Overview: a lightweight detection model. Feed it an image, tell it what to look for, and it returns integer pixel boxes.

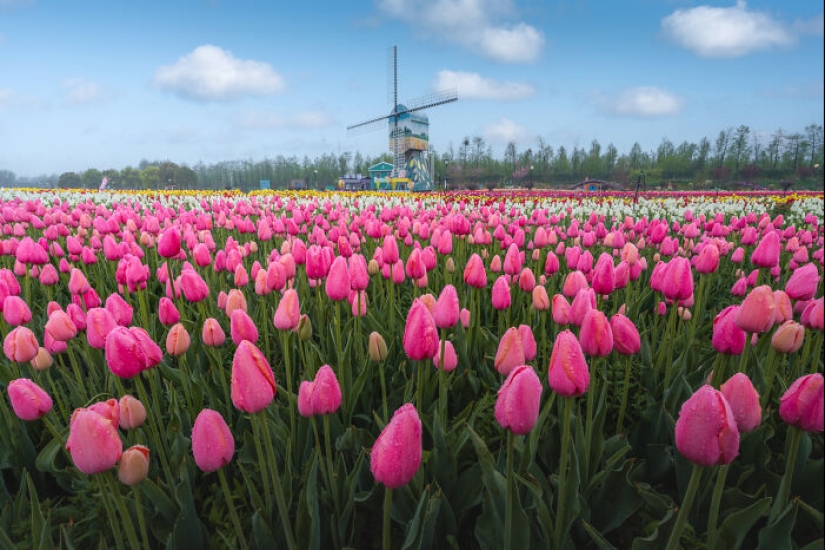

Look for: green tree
[81,168,102,189]
[141,166,161,189]
[158,162,179,188]
[0,169,15,187]
[58,172,82,188]
[120,166,142,189]
[178,166,197,189]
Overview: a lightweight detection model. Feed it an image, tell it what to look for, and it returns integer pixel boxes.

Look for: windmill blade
[347,114,393,135]
[387,45,397,107]
[402,88,458,113]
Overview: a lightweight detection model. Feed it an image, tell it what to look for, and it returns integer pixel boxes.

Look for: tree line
[2,123,822,191]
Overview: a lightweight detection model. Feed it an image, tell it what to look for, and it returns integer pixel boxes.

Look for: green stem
[133,485,151,550]
[438,329,448,429]
[251,416,273,515]
[258,413,297,550]
[616,354,633,434]
[279,331,296,442]
[324,415,342,528]
[218,468,250,550]
[379,359,388,422]
[664,463,704,550]
[760,348,781,408]
[505,430,515,550]
[554,396,574,549]
[383,486,393,550]
[769,426,803,524]
[707,464,729,550]
[105,471,140,550]
[98,476,126,550]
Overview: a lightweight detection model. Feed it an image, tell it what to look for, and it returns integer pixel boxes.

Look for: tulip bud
[166,322,192,356]
[779,374,824,432]
[119,394,147,430]
[547,330,590,397]
[192,409,235,472]
[118,445,150,485]
[720,373,761,432]
[296,314,313,341]
[370,403,422,488]
[771,320,805,353]
[369,331,388,362]
[30,347,54,371]
[7,378,53,420]
[674,385,739,466]
[445,257,455,273]
[495,365,542,434]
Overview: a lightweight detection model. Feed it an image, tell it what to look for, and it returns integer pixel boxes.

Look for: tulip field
[1,187,824,550]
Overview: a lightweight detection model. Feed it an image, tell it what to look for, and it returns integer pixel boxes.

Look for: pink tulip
[779,374,824,432]
[105,326,148,378]
[518,267,536,292]
[570,288,595,327]
[591,253,615,295]
[202,317,227,347]
[433,340,458,372]
[297,364,342,417]
[118,445,150,486]
[532,286,550,310]
[192,408,235,472]
[105,293,134,326]
[15,236,49,265]
[562,270,588,298]
[579,309,613,357]
[551,294,571,325]
[713,305,747,355]
[130,326,163,369]
[801,298,824,330]
[231,340,277,413]
[229,309,259,345]
[30,347,53,371]
[547,330,590,397]
[433,284,459,328]
[494,327,526,375]
[785,263,820,301]
[85,307,117,349]
[3,295,31,326]
[225,289,248,316]
[157,228,181,259]
[463,253,487,289]
[273,288,301,331]
[45,310,77,342]
[180,269,209,302]
[518,324,537,362]
[158,297,181,326]
[674,385,739,466]
[325,256,351,301]
[459,308,471,329]
[772,290,793,325]
[610,314,640,355]
[495,365,542,434]
[491,275,511,310]
[3,326,39,363]
[736,285,776,334]
[403,299,439,360]
[720,373,762,432]
[118,395,147,430]
[7,378,53,420]
[370,403,422,488]
[66,408,123,474]
[661,257,694,302]
[694,243,720,274]
[751,231,780,268]
[165,322,191,356]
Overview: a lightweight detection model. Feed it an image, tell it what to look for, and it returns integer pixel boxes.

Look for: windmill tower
[347,46,458,191]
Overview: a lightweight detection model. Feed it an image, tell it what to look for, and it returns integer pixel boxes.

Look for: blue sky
[0,0,822,178]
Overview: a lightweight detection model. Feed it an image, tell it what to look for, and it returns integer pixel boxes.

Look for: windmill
[347,46,458,191]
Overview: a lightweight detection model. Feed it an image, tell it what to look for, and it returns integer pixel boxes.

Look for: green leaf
[582,520,619,550]
[757,500,797,550]
[252,510,277,549]
[170,467,205,550]
[711,497,771,550]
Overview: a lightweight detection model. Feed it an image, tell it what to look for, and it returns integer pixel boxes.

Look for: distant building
[571,179,623,192]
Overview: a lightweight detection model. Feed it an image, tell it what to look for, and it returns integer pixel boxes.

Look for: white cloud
[482,117,532,145]
[661,1,795,58]
[433,70,534,100]
[62,78,102,106]
[597,87,684,118]
[792,14,824,36]
[233,110,334,130]
[376,0,543,63]
[151,45,285,101]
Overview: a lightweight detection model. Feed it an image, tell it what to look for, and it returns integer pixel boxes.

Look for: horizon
[1,0,823,179]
